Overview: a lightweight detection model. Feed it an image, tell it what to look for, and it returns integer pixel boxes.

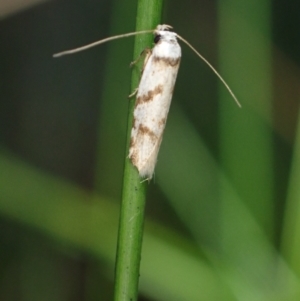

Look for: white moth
[54,24,241,181]
[128,25,181,179]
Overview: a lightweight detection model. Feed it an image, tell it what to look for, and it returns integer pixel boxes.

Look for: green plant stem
[113,1,163,300]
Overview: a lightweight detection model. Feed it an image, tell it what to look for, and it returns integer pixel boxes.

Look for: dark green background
[0,0,299,300]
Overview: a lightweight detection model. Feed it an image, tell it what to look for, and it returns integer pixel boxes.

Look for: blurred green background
[1,0,300,300]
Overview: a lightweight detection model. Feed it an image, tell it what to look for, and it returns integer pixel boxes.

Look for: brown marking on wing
[136,84,163,105]
[158,118,166,128]
[129,118,137,150]
[130,148,137,163]
[153,56,181,67]
[129,124,158,164]
[129,136,135,149]
[138,125,157,143]
[131,117,137,130]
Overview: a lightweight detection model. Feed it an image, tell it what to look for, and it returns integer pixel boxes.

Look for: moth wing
[129,47,180,179]
[129,122,164,179]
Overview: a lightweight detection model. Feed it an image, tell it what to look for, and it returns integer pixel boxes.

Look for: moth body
[128,26,181,180]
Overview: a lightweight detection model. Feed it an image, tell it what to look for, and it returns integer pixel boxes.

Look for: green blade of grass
[281,109,300,276]
[218,0,274,239]
[216,1,285,299]
[113,1,164,300]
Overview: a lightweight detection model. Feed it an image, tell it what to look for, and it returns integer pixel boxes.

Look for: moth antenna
[176,34,241,108]
[53,29,153,58]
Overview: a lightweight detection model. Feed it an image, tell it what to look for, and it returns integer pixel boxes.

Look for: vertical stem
[113,1,163,300]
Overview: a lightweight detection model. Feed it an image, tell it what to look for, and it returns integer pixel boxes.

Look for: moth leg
[130,48,151,68]
[128,88,138,98]
[128,48,152,98]
[140,177,151,184]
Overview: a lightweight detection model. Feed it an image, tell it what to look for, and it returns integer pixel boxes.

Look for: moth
[54,24,241,181]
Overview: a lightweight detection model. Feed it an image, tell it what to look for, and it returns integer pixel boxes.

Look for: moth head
[153,28,178,45]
